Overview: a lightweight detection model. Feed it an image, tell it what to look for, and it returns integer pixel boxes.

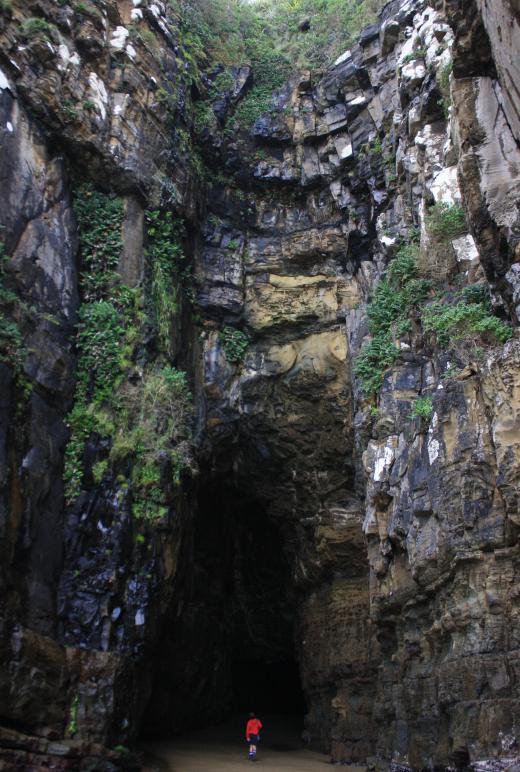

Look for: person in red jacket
[246,713,263,761]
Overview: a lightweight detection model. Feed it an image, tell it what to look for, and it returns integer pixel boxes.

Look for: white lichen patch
[401,60,427,83]
[0,67,11,91]
[334,135,353,160]
[430,165,461,204]
[452,234,479,262]
[373,441,397,482]
[113,93,129,117]
[427,438,440,465]
[126,43,137,60]
[58,44,80,71]
[334,50,351,67]
[110,26,129,50]
[6,122,13,133]
[130,8,143,20]
[88,72,109,120]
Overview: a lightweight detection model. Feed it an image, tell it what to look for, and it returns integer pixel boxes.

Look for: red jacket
[246,718,263,740]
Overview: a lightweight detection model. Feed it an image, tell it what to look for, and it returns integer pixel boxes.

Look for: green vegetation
[355,335,400,398]
[63,292,140,503]
[355,236,513,399]
[410,395,434,421]
[64,186,193,517]
[139,28,156,48]
[74,186,125,301]
[402,48,426,64]
[113,745,130,755]
[92,459,109,484]
[441,364,462,381]
[62,101,80,121]
[0,245,28,385]
[145,209,188,355]
[426,202,466,242]
[419,202,467,279]
[232,44,290,128]
[422,298,513,347]
[180,0,384,130]
[21,16,53,37]
[66,695,79,737]
[111,366,193,519]
[73,0,102,21]
[354,243,430,397]
[437,60,453,118]
[219,326,250,363]
[249,0,384,72]
[193,102,217,134]
[209,70,237,98]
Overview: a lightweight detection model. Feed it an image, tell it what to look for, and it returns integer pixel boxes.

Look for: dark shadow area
[140,479,306,739]
[232,659,306,715]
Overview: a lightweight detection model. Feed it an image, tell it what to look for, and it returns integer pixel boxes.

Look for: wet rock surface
[0,0,520,770]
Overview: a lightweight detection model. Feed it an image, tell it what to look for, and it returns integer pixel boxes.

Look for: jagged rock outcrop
[0,0,519,769]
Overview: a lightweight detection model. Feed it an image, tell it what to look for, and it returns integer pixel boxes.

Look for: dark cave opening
[231,658,306,715]
[141,480,307,739]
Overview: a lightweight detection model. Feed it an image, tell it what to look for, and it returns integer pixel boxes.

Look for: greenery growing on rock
[402,48,426,64]
[182,0,384,130]
[20,16,54,38]
[220,326,250,363]
[145,209,184,356]
[64,186,193,518]
[63,287,141,503]
[111,366,193,519]
[0,246,24,373]
[232,43,290,129]
[410,395,434,421]
[355,236,513,399]
[354,243,430,397]
[437,60,453,118]
[0,244,32,402]
[250,0,385,71]
[419,202,467,280]
[426,202,466,241]
[422,298,513,347]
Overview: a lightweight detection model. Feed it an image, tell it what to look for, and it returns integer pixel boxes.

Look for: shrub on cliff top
[182,0,385,129]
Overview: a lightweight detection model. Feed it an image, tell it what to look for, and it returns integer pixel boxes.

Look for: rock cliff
[0,0,519,769]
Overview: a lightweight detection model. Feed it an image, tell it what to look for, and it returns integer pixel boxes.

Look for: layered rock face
[0,0,520,769]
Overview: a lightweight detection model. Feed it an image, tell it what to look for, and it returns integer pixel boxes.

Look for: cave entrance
[231,658,306,715]
[142,479,307,739]
[196,480,307,719]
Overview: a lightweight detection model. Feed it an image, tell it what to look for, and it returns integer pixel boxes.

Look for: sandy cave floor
[142,714,367,771]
